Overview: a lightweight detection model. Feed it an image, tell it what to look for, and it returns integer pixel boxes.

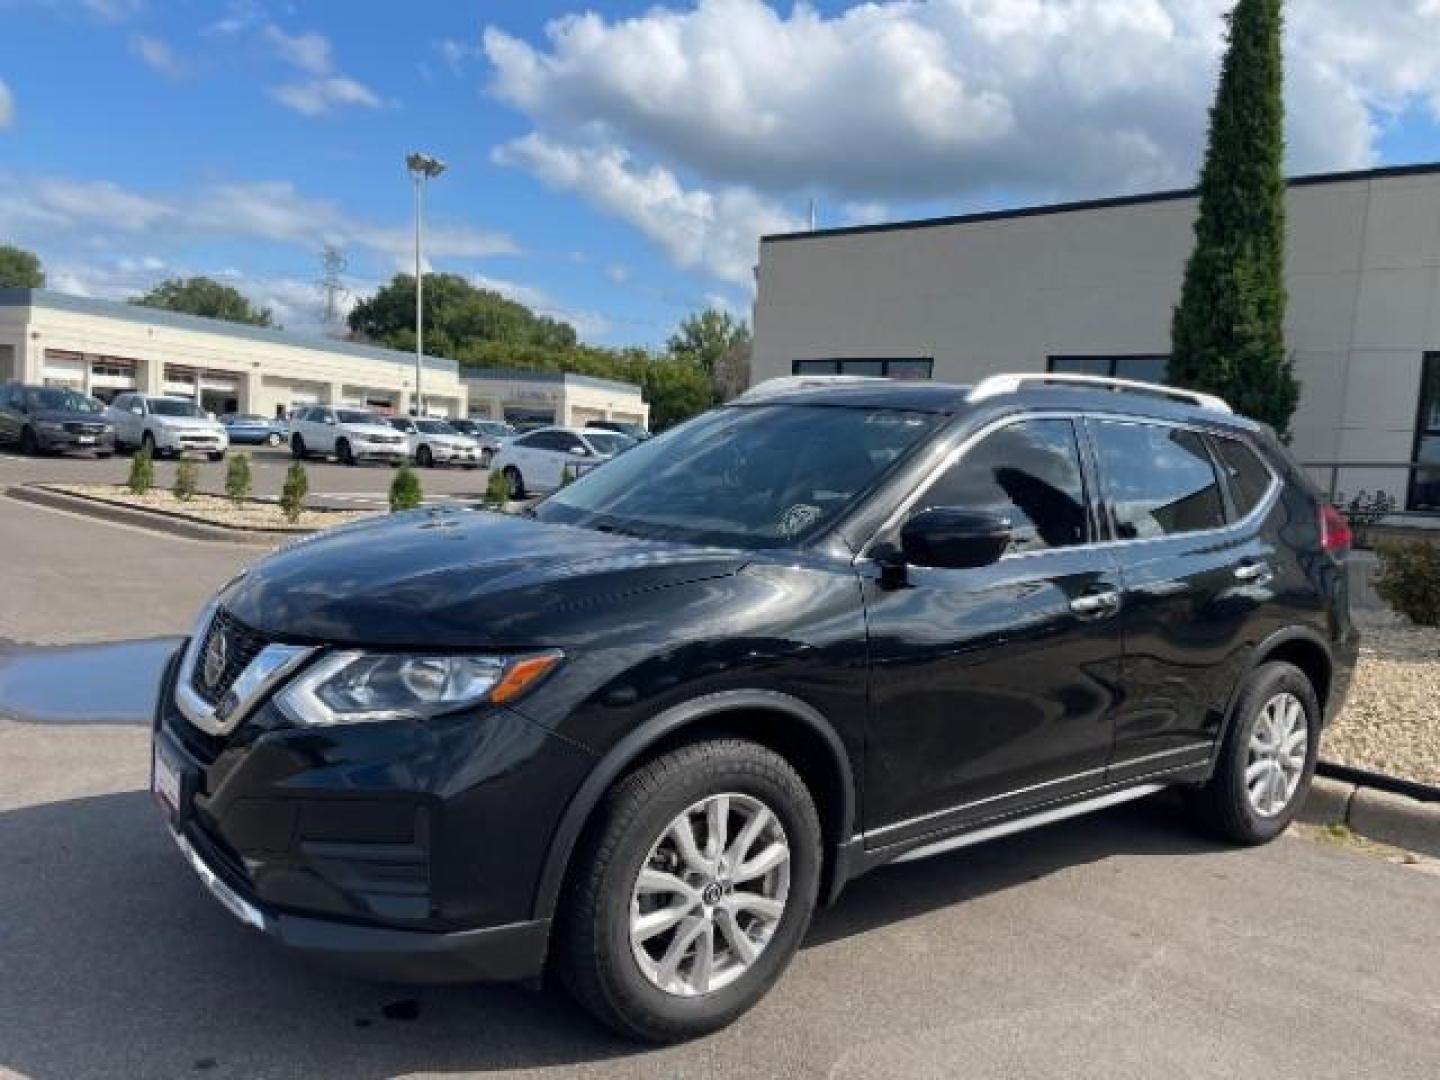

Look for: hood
[152,415,223,432]
[220,508,747,647]
[33,409,111,425]
[343,423,403,439]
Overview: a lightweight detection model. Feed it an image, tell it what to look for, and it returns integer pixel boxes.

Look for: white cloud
[129,34,185,79]
[437,37,483,72]
[485,0,1440,204]
[0,79,13,129]
[471,273,611,339]
[0,173,516,266]
[264,23,381,116]
[493,133,801,287]
[82,0,142,22]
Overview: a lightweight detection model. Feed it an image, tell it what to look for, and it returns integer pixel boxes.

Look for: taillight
[1320,503,1353,555]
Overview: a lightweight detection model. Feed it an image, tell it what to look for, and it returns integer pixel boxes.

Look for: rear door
[861,416,1126,845]
[1087,419,1276,784]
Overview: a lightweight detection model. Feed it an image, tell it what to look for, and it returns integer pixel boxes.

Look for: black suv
[151,374,1357,1042]
[0,382,115,457]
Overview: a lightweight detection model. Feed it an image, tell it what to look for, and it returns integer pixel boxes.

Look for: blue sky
[2,1,1438,348]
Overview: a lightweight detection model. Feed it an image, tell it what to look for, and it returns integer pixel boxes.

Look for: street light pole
[405,151,446,416]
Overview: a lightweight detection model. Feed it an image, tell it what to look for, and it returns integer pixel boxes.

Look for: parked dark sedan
[220,413,288,447]
[0,382,114,457]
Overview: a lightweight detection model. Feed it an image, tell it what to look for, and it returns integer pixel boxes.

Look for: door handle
[1234,560,1272,583]
[1070,589,1122,619]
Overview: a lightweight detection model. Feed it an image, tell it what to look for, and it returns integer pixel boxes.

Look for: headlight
[275,650,562,726]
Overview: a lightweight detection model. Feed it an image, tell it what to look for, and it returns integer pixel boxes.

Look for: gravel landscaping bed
[51,483,371,532]
[1325,609,1440,787]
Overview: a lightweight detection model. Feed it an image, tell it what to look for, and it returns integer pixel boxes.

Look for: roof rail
[966,373,1231,413]
[735,374,890,402]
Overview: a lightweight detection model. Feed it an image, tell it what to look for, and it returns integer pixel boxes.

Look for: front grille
[190,609,269,705]
[366,434,405,446]
[178,434,220,445]
[64,422,108,435]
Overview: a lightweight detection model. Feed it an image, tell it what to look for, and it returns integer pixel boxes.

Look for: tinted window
[1092,422,1225,539]
[535,404,940,548]
[336,409,381,425]
[514,431,551,449]
[922,419,1089,555]
[148,398,202,417]
[1209,435,1273,519]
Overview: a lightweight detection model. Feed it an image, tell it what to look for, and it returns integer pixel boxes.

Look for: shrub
[279,462,308,523]
[1373,539,1440,627]
[127,446,154,496]
[172,459,198,502]
[484,468,510,508]
[389,464,423,513]
[225,453,253,506]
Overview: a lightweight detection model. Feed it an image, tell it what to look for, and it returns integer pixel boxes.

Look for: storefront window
[1410,354,1440,512]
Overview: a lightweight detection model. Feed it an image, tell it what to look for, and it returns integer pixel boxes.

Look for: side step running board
[891,783,1166,864]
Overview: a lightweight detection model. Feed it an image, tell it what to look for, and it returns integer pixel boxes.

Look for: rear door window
[1090,421,1226,539]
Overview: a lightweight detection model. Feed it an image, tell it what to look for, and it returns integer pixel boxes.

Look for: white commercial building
[752,162,1440,518]
[463,368,649,429]
[0,288,469,418]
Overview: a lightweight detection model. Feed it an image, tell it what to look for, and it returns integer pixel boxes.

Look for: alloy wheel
[1245,691,1308,818]
[629,793,791,998]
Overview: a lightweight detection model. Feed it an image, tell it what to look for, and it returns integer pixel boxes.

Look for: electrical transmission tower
[318,245,350,337]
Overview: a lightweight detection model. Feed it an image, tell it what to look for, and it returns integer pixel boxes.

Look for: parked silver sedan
[387,417,483,468]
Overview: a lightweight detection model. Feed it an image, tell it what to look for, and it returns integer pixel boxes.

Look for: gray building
[751,162,1440,518]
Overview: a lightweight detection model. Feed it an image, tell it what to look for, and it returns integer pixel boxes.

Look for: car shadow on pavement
[0,784,1226,1078]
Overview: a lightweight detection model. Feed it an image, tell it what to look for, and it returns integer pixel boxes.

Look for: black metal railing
[1300,460,1439,516]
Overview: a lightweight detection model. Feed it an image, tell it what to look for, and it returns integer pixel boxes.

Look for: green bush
[172,459,198,502]
[389,464,423,513]
[1374,539,1440,627]
[279,462,308,523]
[127,446,154,496]
[225,453,253,506]
[484,468,510,508]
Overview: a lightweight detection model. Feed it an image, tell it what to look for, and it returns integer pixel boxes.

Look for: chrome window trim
[174,603,316,736]
[863,743,1211,841]
[854,409,1281,566]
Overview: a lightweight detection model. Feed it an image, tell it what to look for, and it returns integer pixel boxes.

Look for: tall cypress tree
[1169,0,1298,437]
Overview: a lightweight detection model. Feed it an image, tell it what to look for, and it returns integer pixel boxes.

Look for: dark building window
[1411,353,1440,512]
[1048,355,1169,384]
[791,358,933,380]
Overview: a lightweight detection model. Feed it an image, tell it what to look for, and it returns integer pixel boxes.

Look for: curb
[6,484,314,545]
[1299,774,1440,858]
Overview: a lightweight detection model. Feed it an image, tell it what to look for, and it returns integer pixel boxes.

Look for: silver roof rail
[735,375,890,402]
[967,373,1231,414]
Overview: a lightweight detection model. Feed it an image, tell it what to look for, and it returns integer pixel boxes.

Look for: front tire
[19,426,39,456]
[266,432,282,447]
[503,466,525,499]
[1185,661,1320,845]
[141,430,158,458]
[208,452,225,463]
[555,739,822,1044]
[337,438,355,467]
[417,445,435,468]
[291,435,308,460]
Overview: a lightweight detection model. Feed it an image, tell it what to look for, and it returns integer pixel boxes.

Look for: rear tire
[19,426,39,456]
[1184,661,1320,845]
[555,739,821,1044]
[417,445,434,468]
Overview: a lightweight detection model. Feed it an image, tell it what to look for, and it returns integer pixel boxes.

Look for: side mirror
[130,406,143,415]
[900,508,1012,570]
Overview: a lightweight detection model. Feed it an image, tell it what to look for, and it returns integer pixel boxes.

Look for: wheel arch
[531,689,858,923]
[1254,627,1334,721]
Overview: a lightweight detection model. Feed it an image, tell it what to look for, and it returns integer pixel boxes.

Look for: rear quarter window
[1208,434,1274,519]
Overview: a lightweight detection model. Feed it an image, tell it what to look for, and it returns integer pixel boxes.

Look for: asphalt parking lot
[0,444,492,511]
[2,488,1439,1079]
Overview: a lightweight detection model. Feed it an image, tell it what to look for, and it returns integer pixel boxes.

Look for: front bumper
[168,826,550,982]
[152,636,593,983]
[350,441,408,462]
[157,430,228,454]
[431,444,480,465]
[35,427,115,453]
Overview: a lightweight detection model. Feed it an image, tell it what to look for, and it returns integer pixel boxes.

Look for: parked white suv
[108,393,228,460]
[488,426,630,497]
[289,406,408,466]
[387,417,482,469]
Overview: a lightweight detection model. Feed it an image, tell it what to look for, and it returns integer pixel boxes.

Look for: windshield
[416,419,456,434]
[337,409,385,425]
[25,387,102,413]
[477,422,513,436]
[534,404,940,548]
[582,431,632,455]
[149,398,203,418]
